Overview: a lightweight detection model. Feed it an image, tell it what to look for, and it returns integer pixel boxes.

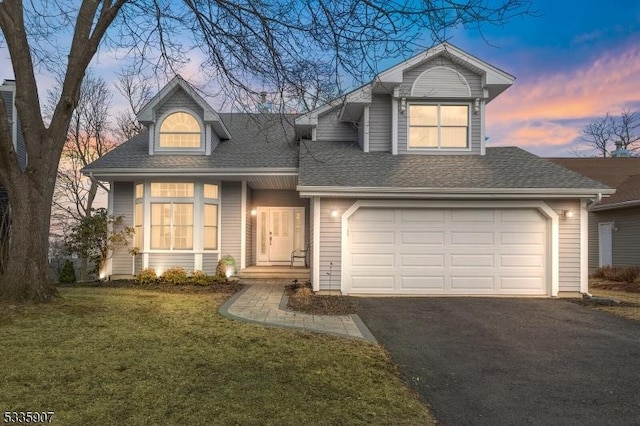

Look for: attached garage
[343,204,553,296]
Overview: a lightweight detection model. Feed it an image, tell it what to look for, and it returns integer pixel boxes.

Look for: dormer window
[158,112,202,148]
[409,104,469,149]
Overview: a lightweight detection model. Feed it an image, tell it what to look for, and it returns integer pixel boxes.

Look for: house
[549,156,640,272]
[84,42,614,297]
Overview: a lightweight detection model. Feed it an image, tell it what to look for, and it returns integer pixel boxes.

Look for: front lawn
[1,287,432,425]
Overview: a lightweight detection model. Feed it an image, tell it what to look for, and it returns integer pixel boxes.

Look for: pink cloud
[486,43,640,155]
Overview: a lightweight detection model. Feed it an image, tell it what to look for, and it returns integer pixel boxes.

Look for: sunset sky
[3,1,640,157]
[453,0,640,157]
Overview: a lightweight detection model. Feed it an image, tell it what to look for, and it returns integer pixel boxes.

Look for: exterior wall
[134,255,142,275]
[545,199,581,292]
[369,94,391,152]
[221,181,242,265]
[203,253,220,275]
[1,88,27,170]
[590,206,640,270]
[148,253,194,272]
[397,56,483,155]
[315,197,583,294]
[112,182,135,275]
[155,87,205,122]
[316,107,358,141]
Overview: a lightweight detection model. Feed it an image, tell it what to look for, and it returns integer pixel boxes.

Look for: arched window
[159,112,202,148]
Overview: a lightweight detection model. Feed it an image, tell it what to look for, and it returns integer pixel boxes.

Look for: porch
[240,265,310,280]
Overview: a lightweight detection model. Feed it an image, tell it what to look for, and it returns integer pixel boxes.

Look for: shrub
[592,265,640,283]
[211,274,228,285]
[136,268,157,285]
[215,254,236,278]
[190,270,211,286]
[59,259,77,284]
[161,267,189,285]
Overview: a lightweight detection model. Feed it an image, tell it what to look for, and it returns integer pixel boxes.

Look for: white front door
[599,222,613,267]
[257,207,305,265]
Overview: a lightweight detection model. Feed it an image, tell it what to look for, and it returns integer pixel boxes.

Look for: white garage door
[345,208,548,295]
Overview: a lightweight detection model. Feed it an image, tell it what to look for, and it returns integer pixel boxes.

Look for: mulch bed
[57,279,243,295]
[285,282,357,315]
[590,279,640,294]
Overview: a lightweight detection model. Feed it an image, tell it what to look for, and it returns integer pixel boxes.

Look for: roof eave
[591,199,640,211]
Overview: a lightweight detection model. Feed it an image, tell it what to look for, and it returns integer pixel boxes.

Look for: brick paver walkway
[219,280,376,342]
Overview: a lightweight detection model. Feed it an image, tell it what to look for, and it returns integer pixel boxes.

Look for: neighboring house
[84,42,614,297]
[549,156,640,272]
[0,79,28,265]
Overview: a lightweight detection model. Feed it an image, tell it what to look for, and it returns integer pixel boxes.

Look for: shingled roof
[84,113,299,173]
[298,141,611,192]
[549,157,640,208]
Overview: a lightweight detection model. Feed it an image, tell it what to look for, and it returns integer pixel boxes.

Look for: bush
[59,259,77,284]
[211,274,228,285]
[215,254,236,278]
[592,265,640,283]
[161,267,189,285]
[136,268,157,285]
[190,270,211,286]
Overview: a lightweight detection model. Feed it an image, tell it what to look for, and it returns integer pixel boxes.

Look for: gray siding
[112,182,134,275]
[369,95,391,152]
[148,253,194,272]
[318,198,356,291]
[590,206,640,270]
[397,56,483,155]
[203,253,220,275]
[546,200,581,292]
[156,87,204,122]
[1,89,26,170]
[221,181,242,265]
[134,255,142,275]
[316,107,358,141]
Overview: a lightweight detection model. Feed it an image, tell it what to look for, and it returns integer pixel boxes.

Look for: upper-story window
[159,112,202,148]
[409,104,469,149]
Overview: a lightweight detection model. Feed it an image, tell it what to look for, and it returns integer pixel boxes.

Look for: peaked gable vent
[411,66,471,98]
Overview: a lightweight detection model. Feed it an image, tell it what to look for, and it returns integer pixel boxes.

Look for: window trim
[154,109,205,153]
[407,102,471,151]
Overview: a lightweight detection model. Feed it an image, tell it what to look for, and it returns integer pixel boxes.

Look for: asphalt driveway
[355,298,640,425]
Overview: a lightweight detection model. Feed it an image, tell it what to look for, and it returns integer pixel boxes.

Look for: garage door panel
[346,207,548,296]
[401,254,444,267]
[451,231,494,245]
[400,209,445,222]
[451,254,494,267]
[451,276,495,290]
[351,230,394,245]
[351,208,394,223]
[451,209,495,223]
[351,254,394,267]
[500,254,544,267]
[400,276,445,289]
[401,231,445,245]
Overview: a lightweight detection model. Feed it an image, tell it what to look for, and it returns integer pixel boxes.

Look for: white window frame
[407,102,471,151]
[154,109,206,153]
[137,181,220,254]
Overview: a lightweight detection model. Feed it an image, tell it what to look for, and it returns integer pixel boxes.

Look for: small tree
[64,208,134,279]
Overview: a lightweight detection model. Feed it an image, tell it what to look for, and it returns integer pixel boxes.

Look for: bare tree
[114,72,154,142]
[578,113,614,157]
[46,73,117,281]
[612,109,640,151]
[0,0,533,302]
[576,110,640,157]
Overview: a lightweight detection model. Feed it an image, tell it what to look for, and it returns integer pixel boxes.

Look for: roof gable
[137,75,231,139]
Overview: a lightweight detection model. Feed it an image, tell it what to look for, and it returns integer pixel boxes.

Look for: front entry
[257,207,305,265]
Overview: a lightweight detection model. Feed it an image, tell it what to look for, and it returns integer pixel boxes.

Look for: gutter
[590,198,640,211]
[83,167,299,177]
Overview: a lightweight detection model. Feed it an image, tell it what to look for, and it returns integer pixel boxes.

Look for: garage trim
[340,200,559,296]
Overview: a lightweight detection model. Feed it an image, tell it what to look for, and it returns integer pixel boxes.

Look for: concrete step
[240,267,310,280]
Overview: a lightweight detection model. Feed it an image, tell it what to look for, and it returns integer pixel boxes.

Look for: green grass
[0,288,432,425]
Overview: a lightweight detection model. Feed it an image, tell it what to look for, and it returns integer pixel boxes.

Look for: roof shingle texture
[85,113,299,171]
[549,158,640,205]
[299,141,610,189]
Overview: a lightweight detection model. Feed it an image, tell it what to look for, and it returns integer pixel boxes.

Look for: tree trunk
[0,176,58,302]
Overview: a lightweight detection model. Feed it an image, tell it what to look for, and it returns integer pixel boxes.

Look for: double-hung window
[150,183,194,250]
[409,104,469,149]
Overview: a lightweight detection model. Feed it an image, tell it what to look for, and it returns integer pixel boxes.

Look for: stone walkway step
[219,280,377,342]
